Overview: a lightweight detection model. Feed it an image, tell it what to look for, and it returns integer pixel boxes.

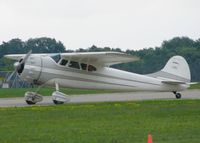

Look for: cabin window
[81,63,87,70]
[66,61,97,71]
[60,59,68,66]
[68,61,80,69]
[88,64,97,72]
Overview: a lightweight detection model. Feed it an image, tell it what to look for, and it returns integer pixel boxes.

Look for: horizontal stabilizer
[162,80,186,85]
[189,82,198,85]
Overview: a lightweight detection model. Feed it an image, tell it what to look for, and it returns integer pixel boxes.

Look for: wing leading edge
[60,52,139,66]
[4,53,50,60]
[5,52,139,66]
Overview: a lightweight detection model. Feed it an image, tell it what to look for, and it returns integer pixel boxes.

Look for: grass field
[0,100,200,143]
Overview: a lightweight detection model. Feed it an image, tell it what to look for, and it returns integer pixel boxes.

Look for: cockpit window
[60,59,68,66]
[68,61,80,69]
[51,54,61,63]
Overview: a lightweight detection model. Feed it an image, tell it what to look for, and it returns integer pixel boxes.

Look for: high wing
[4,53,50,61]
[60,52,139,66]
[5,52,139,66]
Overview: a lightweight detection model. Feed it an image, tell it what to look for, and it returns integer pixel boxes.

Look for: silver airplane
[5,51,191,105]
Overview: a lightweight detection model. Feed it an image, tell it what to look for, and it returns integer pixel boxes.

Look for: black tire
[175,93,181,99]
[53,100,64,105]
[26,100,36,105]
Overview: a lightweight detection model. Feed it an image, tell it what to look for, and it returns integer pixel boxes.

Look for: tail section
[161,56,191,82]
[148,56,191,83]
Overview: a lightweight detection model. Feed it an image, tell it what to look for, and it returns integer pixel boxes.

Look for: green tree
[25,37,65,53]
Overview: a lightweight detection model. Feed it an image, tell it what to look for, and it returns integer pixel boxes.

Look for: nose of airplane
[13,60,24,75]
[6,50,32,82]
[14,62,19,68]
[16,59,25,75]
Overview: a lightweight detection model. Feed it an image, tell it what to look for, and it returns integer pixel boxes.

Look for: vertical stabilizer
[161,56,191,82]
[148,56,191,83]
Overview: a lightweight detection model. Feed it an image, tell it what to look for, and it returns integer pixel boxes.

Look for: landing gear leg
[52,83,70,105]
[173,91,182,99]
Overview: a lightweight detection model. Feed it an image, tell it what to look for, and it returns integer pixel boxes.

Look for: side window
[88,65,97,72]
[68,61,80,69]
[81,63,87,70]
[60,59,68,66]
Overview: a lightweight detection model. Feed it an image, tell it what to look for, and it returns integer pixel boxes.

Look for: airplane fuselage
[19,55,188,92]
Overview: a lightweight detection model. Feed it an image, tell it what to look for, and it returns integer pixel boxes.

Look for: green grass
[0,88,116,98]
[0,77,4,80]
[0,100,200,143]
[189,82,200,89]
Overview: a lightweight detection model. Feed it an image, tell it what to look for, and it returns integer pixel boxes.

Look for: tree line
[0,37,199,81]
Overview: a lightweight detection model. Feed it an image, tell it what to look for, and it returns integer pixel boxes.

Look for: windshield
[51,54,61,63]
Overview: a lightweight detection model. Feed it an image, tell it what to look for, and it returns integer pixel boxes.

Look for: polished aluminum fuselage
[19,55,188,92]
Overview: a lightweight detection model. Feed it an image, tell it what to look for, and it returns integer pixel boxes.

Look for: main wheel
[53,100,64,105]
[175,93,181,99]
[26,100,36,105]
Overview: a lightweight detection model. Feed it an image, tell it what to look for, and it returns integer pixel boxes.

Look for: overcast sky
[0,0,200,50]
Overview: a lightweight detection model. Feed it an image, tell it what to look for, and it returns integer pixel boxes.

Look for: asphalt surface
[0,90,200,107]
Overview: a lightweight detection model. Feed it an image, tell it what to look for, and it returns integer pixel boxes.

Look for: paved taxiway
[0,90,200,107]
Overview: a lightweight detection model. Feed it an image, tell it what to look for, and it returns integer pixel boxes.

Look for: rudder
[161,56,191,82]
[147,56,191,83]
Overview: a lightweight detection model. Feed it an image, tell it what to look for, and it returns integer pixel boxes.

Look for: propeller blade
[20,50,32,64]
[6,70,16,82]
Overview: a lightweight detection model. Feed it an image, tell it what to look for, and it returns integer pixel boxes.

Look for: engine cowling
[19,55,43,85]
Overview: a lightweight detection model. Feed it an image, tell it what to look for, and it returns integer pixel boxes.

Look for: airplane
[5,51,191,105]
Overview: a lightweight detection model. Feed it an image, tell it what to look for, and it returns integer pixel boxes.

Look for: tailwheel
[175,93,182,99]
[173,91,182,99]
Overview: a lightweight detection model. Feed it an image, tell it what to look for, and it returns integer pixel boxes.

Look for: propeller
[6,50,32,82]
[19,50,32,65]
